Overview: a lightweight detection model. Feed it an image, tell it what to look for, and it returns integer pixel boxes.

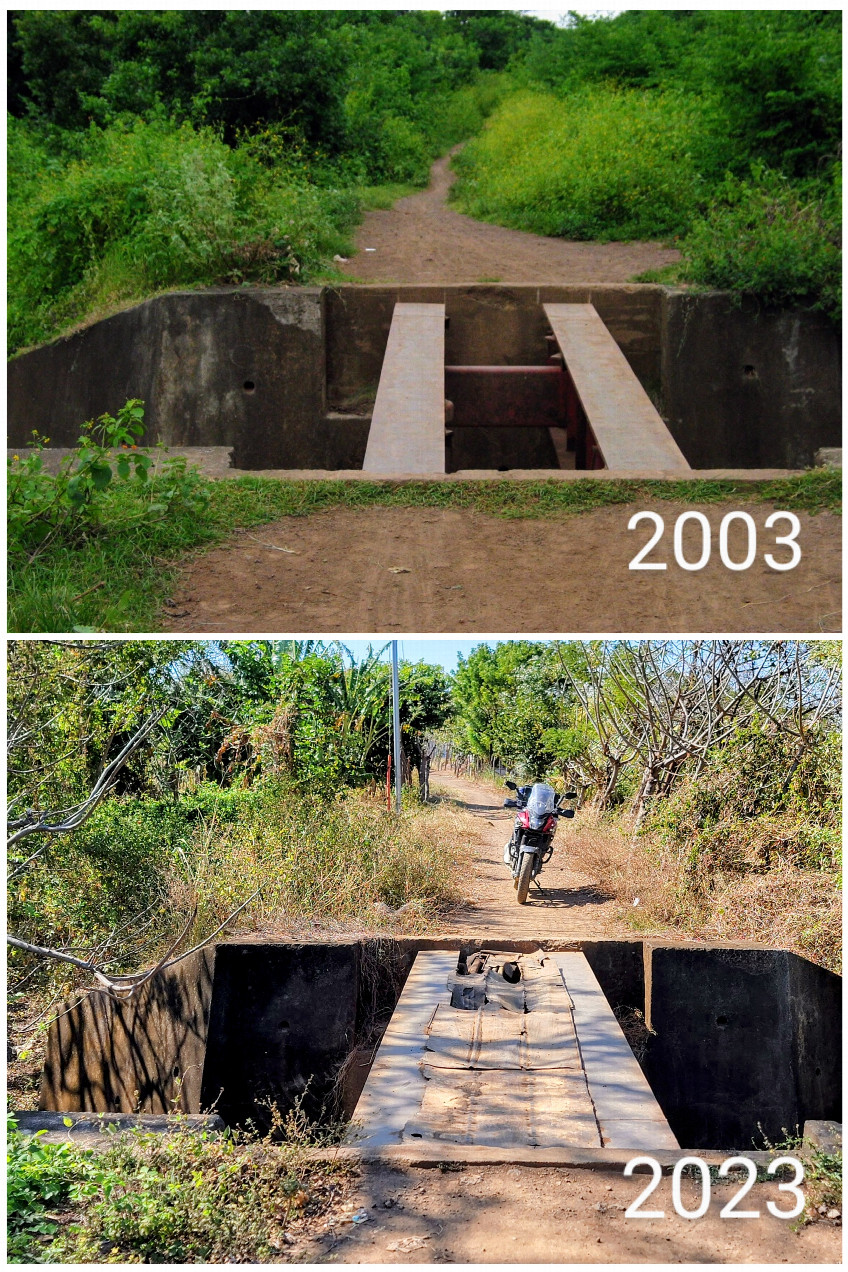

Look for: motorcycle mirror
[564,791,578,799]
[505,780,517,791]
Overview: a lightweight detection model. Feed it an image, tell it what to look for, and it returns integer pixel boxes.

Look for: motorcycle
[502,781,576,904]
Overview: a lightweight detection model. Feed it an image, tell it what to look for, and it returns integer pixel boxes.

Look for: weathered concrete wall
[661,292,842,468]
[8,284,839,471]
[38,938,841,1148]
[40,949,215,1114]
[8,289,328,468]
[642,944,842,1150]
[199,943,359,1128]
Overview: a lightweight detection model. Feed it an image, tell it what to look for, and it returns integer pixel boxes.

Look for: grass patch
[9,468,840,632]
[354,182,418,211]
[7,1109,356,1264]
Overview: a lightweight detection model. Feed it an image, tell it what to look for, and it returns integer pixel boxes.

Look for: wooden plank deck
[554,954,680,1149]
[362,303,446,474]
[544,302,690,472]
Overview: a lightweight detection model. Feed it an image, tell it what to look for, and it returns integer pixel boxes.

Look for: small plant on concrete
[8,399,209,564]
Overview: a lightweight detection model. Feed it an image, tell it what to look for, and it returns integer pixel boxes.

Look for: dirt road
[295,770,841,1265]
[298,1161,839,1264]
[430,769,624,941]
[162,503,841,634]
[351,152,681,284]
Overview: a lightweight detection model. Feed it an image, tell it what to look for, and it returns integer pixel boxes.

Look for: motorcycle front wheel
[516,851,535,904]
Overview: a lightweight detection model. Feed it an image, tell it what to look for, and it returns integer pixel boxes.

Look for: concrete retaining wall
[41,949,215,1114]
[39,938,840,1149]
[8,285,840,470]
[642,944,842,1149]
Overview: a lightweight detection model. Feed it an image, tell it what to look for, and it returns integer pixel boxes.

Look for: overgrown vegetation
[8,410,840,632]
[7,639,461,1000]
[8,10,840,353]
[7,11,528,353]
[446,640,841,971]
[7,1108,355,1264]
[452,10,841,317]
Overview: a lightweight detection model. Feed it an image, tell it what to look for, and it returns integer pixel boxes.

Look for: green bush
[7,1118,95,1261]
[8,1112,349,1264]
[451,86,705,240]
[8,117,358,354]
[681,164,841,318]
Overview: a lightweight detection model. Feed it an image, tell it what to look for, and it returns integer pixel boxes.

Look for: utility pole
[391,640,402,814]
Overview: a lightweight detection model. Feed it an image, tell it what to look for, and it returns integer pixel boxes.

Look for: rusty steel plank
[544,303,690,472]
[363,303,446,474]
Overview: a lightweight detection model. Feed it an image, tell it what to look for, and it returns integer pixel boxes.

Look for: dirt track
[431,769,623,941]
[289,771,841,1264]
[350,152,681,284]
[304,1161,839,1264]
[162,502,841,634]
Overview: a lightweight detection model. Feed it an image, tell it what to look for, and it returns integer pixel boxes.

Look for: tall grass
[8,117,359,354]
[453,84,841,317]
[563,807,841,974]
[8,779,474,1012]
[452,86,705,240]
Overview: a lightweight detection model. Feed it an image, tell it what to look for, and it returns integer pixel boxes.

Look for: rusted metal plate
[363,303,446,474]
[445,365,565,428]
[544,303,690,471]
[405,1067,601,1147]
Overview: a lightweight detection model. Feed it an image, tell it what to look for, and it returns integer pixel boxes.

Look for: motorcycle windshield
[526,783,556,816]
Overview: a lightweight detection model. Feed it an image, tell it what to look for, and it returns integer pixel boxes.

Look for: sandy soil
[162,502,841,634]
[350,153,681,285]
[294,1161,840,1264]
[430,769,623,941]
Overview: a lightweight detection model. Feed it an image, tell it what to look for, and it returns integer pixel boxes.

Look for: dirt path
[296,771,842,1265]
[430,769,624,941]
[350,152,681,284]
[162,503,841,634]
[300,1161,839,1264]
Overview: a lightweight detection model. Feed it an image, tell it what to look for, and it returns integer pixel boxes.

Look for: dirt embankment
[349,152,681,285]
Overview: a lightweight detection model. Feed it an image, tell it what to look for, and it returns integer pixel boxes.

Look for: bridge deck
[544,303,690,472]
[363,303,446,474]
[349,950,677,1151]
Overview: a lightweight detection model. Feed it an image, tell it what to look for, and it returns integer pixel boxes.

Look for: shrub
[8,400,209,561]
[451,86,705,241]
[681,164,841,318]
[7,1118,95,1261]
[8,117,358,353]
[7,1112,353,1264]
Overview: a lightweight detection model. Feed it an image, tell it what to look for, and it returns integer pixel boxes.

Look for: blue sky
[334,638,488,674]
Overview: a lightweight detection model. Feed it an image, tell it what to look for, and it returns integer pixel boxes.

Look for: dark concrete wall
[40,949,215,1114]
[8,289,328,469]
[661,292,842,468]
[199,943,359,1128]
[38,938,841,1149]
[642,944,842,1150]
